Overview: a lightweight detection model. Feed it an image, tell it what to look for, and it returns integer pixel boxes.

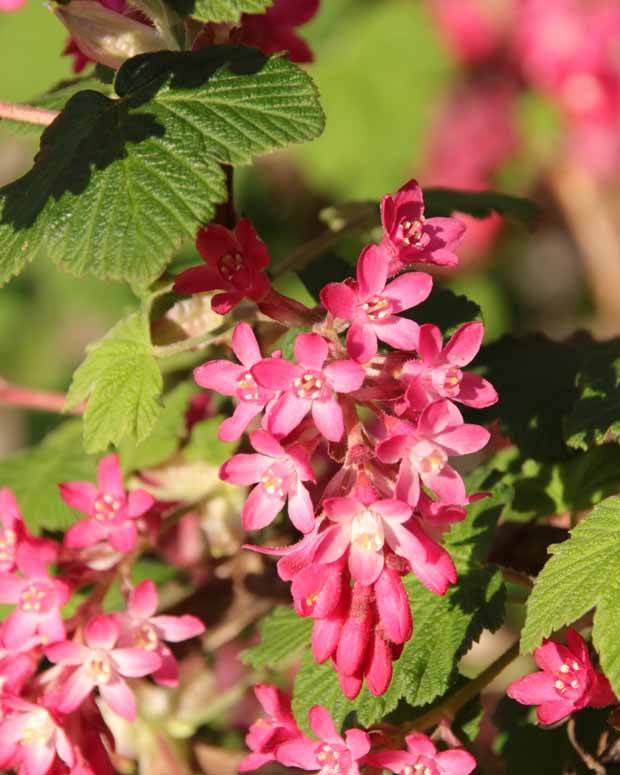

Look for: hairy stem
[0,101,59,126]
[0,380,83,415]
[409,641,520,733]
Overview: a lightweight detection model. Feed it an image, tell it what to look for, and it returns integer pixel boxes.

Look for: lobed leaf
[241,606,312,669]
[66,312,163,453]
[0,46,324,287]
[186,0,272,23]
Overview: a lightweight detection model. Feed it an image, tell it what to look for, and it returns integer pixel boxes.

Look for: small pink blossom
[507,629,616,725]
[220,430,316,533]
[60,454,154,554]
[277,705,370,775]
[320,245,432,363]
[194,322,278,442]
[45,614,161,721]
[239,684,303,772]
[116,581,204,687]
[174,220,270,314]
[253,333,365,442]
[0,0,27,11]
[398,322,498,412]
[0,697,75,775]
[240,0,320,64]
[380,180,466,272]
[318,494,456,594]
[0,544,69,650]
[377,399,490,508]
[0,488,29,573]
[365,731,476,775]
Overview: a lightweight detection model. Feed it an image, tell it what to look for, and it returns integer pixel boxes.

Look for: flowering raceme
[183,178,497,698]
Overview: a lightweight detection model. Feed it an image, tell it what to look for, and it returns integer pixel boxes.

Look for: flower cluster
[188,179,497,698]
[240,685,477,775]
[0,457,204,775]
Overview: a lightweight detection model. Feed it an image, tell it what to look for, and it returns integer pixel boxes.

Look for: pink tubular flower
[240,0,320,63]
[398,322,498,412]
[194,322,278,442]
[173,220,270,314]
[253,333,365,442]
[239,684,303,772]
[60,454,155,554]
[45,614,162,721]
[0,697,75,775]
[380,180,466,272]
[320,245,433,363]
[377,399,490,508]
[277,705,370,775]
[318,495,456,594]
[365,731,476,775]
[116,581,204,687]
[0,544,69,650]
[507,629,616,726]
[220,430,316,533]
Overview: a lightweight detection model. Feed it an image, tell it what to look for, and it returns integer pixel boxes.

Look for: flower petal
[324,360,365,393]
[418,324,443,363]
[231,322,262,367]
[242,485,285,531]
[85,615,119,650]
[383,272,433,312]
[376,317,420,353]
[346,320,378,363]
[126,489,154,518]
[220,402,262,442]
[97,455,124,497]
[220,453,272,486]
[320,282,357,320]
[58,482,98,518]
[151,614,205,642]
[252,358,298,391]
[100,677,136,721]
[358,244,389,299]
[294,333,329,370]
[312,398,344,442]
[128,580,158,620]
[193,361,243,394]
[108,522,138,554]
[506,671,558,705]
[309,705,341,744]
[111,647,162,677]
[444,322,484,367]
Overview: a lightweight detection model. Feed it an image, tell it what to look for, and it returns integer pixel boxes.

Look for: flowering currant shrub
[2,1,620,774]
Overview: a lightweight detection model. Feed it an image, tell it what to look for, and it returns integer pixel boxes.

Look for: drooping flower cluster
[240,686,477,775]
[0,458,205,775]
[188,179,497,698]
[507,629,616,725]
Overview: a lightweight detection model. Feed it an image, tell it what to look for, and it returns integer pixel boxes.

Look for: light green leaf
[184,415,239,465]
[521,496,620,697]
[188,0,272,23]
[293,486,509,730]
[120,381,197,471]
[0,46,324,287]
[0,420,98,533]
[241,606,312,669]
[66,312,163,453]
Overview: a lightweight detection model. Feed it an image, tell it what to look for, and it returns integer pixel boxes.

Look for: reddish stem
[0,101,59,126]
[0,381,83,415]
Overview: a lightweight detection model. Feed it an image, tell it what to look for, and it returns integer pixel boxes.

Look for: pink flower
[507,629,616,725]
[291,559,346,620]
[0,544,70,650]
[0,488,28,573]
[398,322,498,412]
[116,581,204,687]
[240,0,320,63]
[60,454,154,554]
[380,180,466,272]
[0,0,27,11]
[429,0,511,64]
[366,731,476,775]
[374,559,412,645]
[320,245,432,363]
[194,322,278,442]
[0,697,75,775]
[318,494,456,594]
[220,430,316,533]
[377,399,490,508]
[45,614,162,721]
[253,333,365,442]
[277,705,370,775]
[239,685,303,772]
[174,220,270,314]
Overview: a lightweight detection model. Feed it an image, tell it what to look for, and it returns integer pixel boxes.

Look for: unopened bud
[52,0,166,71]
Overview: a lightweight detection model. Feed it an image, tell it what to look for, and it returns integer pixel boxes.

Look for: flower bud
[53,0,166,71]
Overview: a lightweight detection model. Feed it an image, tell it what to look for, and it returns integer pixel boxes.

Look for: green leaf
[66,312,163,453]
[476,333,591,460]
[184,415,239,465]
[120,381,197,471]
[273,326,309,361]
[423,188,540,227]
[292,486,509,730]
[521,496,620,697]
[564,339,620,451]
[405,285,481,338]
[0,420,98,533]
[0,46,324,287]
[187,0,272,23]
[241,606,312,669]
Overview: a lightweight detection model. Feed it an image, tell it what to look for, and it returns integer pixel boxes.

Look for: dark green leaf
[0,420,98,533]
[0,46,324,287]
[423,188,540,227]
[405,285,481,338]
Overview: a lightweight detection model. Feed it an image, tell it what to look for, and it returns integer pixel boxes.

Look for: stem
[500,567,534,591]
[0,381,82,415]
[0,101,59,126]
[408,641,520,733]
[567,717,606,775]
[151,325,228,358]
